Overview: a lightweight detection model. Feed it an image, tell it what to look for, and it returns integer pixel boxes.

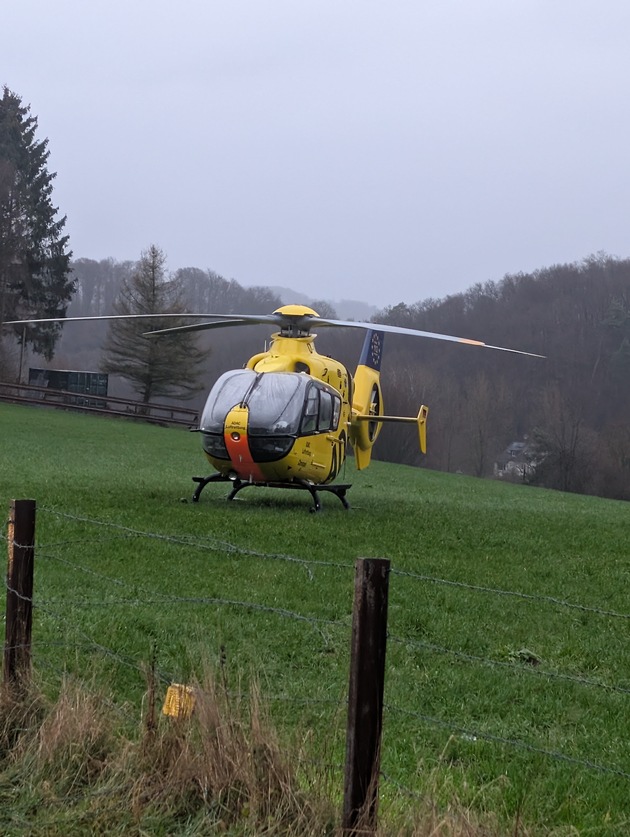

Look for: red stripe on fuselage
[223,410,266,482]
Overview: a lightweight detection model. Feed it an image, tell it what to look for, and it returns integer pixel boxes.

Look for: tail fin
[349,330,385,470]
[349,330,430,469]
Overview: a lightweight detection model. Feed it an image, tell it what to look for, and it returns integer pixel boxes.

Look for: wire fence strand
[3,504,630,791]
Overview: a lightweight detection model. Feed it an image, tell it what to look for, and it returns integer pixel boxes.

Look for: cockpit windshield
[201,370,310,436]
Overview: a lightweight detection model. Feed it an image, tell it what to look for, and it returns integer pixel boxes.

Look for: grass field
[1,401,629,834]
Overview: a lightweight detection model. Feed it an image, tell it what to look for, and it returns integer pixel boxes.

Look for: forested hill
[54,259,287,401]
[66,259,283,320]
[373,252,630,500]
[55,253,630,501]
[57,257,371,384]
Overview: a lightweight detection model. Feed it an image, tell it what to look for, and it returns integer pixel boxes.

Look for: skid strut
[192,474,351,512]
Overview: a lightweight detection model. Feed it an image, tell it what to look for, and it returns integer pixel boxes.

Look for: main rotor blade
[2,310,544,357]
[0,313,260,327]
[309,317,546,358]
[142,314,284,337]
[143,317,268,336]
[142,312,544,356]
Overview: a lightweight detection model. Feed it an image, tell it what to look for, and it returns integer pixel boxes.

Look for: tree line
[28,249,630,501]
[58,251,287,405]
[2,86,629,500]
[372,253,630,500]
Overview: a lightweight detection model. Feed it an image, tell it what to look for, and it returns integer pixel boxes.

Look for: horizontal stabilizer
[353,404,429,453]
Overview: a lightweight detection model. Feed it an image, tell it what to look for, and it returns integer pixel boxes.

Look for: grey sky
[5,1,630,309]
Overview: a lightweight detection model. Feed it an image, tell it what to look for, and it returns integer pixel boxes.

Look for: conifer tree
[102,245,205,405]
[0,87,74,359]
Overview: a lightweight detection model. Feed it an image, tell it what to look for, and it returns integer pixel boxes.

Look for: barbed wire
[5,579,349,645]
[20,550,350,639]
[388,634,630,696]
[10,562,629,700]
[22,599,630,789]
[28,627,347,713]
[4,505,630,791]
[38,506,356,577]
[33,656,140,725]
[27,549,154,593]
[380,770,425,800]
[6,555,629,723]
[7,516,628,624]
[8,539,629,704]
[7,525,630,703]
[391,566,630,620]
[386,704,630,781]
[39,607,177,688]
[25,600,630,789]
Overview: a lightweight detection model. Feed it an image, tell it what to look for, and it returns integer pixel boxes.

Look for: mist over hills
[267,286,378,321]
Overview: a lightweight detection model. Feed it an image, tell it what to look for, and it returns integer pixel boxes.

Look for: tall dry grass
[0,672,531,836]
[0,670,337,835]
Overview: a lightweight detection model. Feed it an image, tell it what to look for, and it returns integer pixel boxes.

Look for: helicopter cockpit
[200,369,342,462]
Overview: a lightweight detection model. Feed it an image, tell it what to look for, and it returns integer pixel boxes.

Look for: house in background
[494,439,538,481]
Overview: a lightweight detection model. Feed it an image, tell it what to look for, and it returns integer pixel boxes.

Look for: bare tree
[528,385,599,494]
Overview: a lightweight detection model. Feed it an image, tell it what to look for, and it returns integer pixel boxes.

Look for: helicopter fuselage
[199,332,353,485]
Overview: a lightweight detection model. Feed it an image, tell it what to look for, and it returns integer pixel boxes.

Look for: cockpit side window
[318,390,342,431]
[301,386,319,434]
[319,390,333,430]
[300,383,342,435]
[331,394,341,429]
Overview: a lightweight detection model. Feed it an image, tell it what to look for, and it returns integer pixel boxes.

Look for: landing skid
[192,474,351,512]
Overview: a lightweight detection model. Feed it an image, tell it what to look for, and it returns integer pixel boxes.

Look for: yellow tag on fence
[162,684,195,719]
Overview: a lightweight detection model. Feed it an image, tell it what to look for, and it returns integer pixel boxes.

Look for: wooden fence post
[342,557,390,834]
[4,499,36,688]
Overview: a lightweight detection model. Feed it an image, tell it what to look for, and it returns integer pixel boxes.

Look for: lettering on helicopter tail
[223,406,266,482]
[358,330,384,371]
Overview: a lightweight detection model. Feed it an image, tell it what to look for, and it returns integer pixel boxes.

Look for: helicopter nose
[223,406,266,482]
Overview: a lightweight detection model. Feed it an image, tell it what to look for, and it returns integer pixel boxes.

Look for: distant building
[28,368,108,407]
[494,439,538,481]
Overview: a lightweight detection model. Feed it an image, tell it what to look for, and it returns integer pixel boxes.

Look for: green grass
[1,402,630,834]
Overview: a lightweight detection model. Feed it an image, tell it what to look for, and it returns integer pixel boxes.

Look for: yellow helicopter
[140,304,542,510]
[4,305,542,511]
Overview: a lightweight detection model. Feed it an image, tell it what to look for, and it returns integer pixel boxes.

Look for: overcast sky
[5,1,630,309]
